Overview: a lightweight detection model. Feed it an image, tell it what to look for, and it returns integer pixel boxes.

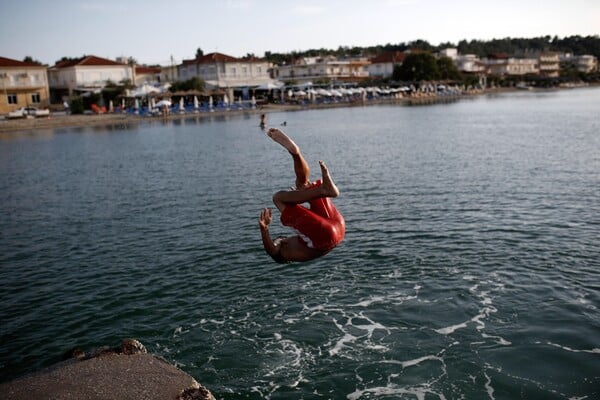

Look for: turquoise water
[1,88,599,399]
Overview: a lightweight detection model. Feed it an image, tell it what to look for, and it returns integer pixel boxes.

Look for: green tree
[169,76,205,92]
[196,48,204,58]
[23,56,43,65]
[436,56,461,80]
[70,96,84,114]
[393,52,440,81]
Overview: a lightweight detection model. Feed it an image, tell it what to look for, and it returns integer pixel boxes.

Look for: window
[8,94,17,104]
[31,93,41,103]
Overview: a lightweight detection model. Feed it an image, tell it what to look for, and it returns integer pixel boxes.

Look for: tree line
[263,35,600,64]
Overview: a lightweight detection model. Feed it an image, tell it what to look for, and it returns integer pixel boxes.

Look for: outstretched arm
[259,208,279,259]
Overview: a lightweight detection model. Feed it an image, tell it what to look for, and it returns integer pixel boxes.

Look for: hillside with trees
[264,35,600,63]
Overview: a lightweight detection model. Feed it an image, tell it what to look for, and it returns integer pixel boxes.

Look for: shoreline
[0,85,593,135]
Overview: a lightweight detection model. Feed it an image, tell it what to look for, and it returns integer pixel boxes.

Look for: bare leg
[273,161,339,211]
[268,128,310,189]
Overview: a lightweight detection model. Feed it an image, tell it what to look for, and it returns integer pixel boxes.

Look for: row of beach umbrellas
[124,94,258,113]
[289,86,412,97]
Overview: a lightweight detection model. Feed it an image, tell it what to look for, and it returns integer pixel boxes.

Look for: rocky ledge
[0,339,214,400]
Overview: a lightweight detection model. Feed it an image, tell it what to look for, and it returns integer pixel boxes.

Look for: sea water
[0,88,599,399]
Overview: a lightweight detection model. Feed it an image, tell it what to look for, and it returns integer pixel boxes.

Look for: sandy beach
[0,93,482,135]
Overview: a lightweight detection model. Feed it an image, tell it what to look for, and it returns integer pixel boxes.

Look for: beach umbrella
[134,98,139,113]
[256,82,283,90]
[109,100,114,113]
[223,94,229,105]
[121,98,125,111]
[209,96,213,108]
[155,99,171,108]
[193,96,199,110]
[251,95,256,108]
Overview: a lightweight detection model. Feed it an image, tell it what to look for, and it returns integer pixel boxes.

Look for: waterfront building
[0,56,50,114]
[273,56,370,85]
[483,53,539,76]
[561,53,598,73]
[538,52,560,78]
[366,51,405,79]
[134,66,162,86]
[455,54,486,75]
[178,52,275,99]
[48,55,134,102]
[160,64,178,84]
[438,48,458,60]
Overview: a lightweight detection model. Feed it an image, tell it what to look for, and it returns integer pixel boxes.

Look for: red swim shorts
[280,180,346,251]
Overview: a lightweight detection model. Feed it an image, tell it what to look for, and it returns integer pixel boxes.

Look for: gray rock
[0,340,214,400]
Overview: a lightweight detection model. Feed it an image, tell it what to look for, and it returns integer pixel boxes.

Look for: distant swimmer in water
[260,114,266,129]
[259,128,345,263]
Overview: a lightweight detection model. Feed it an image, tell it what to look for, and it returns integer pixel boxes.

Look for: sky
[1,0,598,66]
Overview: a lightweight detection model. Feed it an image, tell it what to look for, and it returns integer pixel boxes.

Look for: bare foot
[319,160,339,198]
[267,128,300,155]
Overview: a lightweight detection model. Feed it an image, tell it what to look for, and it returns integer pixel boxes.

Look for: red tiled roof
[0,56,44,67]
[135,66,161,74]
[370,51,406,64]
[488,53,510,60]
[53,55,126,68]
[241,55,264,62]
[182,52,240,65]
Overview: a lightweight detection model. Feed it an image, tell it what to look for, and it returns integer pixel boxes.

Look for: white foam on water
[402,355,444,369]
[351,290,418,308]
[483,369,495,400]
[383,270,403,279]
[329,331,357,356]
[352,295,386,308]
[435,321,469,335]
[327,310,395,356]
[546,341,600,354]
[481,333,512,346]
[347,384,448,400]
[172,326,189,337]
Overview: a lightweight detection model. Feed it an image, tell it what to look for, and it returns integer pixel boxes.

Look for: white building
[134,66,162,86]
[455,54,486,74]
[48,55,134,100]
[438,48,458,60]
[178,52,274,90]
[483,54,539,76]
[538,52,560,78]
[561,53,598,73]
[273,56,370,84]
[366,51,405,79]
[1,56,50,114]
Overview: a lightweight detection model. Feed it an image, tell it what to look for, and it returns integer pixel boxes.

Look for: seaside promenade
[3,84,594,135]
[0,88,489,134]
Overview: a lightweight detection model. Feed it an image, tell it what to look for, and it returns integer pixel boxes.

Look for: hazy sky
[2,0,598,66]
